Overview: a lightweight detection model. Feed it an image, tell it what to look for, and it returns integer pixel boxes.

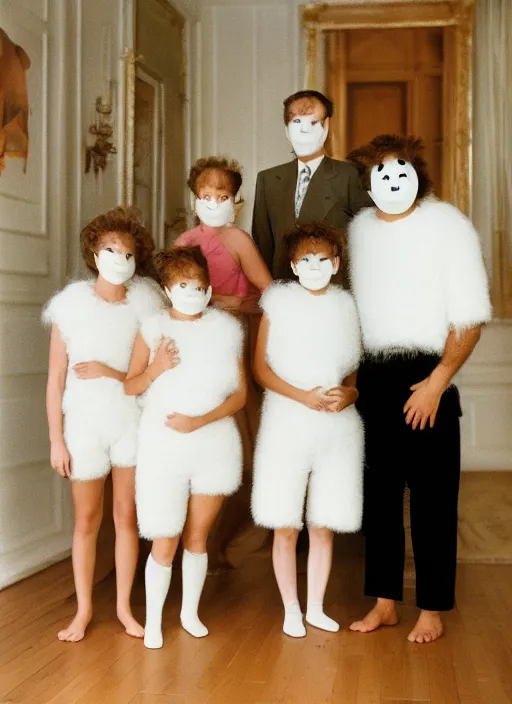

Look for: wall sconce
[85,27,116,175]
[85,95,117,175]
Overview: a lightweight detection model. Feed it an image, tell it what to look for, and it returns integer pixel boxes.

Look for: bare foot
[349,599,399,633]
[407,610,443,644]
[57,610,92,642]
[117,607,145,639]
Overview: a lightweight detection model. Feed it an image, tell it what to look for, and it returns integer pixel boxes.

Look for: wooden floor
[1,536,512,704]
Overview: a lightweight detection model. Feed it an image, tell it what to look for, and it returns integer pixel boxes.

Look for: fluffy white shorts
[64,408,139,482]
[251,394,364,533]
[136,412,242,539]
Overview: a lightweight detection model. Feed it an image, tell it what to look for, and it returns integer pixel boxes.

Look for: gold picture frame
[301,0,474,215]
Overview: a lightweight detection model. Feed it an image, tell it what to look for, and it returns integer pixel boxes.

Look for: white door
[0,0,72,588]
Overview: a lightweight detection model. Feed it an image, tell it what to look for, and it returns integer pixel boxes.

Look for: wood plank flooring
[0,534,511,704]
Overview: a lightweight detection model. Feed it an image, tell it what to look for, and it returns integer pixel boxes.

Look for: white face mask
[165,281,212,316]
[369,158,419,214]
[291,253,337,291]
[94,249,136,285]
[195,197,234,228]
[286,116,329,158]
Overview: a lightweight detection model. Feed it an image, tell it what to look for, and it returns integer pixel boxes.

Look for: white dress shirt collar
[297,154,325,178]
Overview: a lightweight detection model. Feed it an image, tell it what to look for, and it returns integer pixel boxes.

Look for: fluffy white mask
[165,281,212,316]
[291,253,337,291]
[369,158,419,214]
[94,249,136,285]
[195,197,234,228]
[286,116,329,158]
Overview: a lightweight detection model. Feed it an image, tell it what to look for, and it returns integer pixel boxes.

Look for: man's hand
[404,376,445,430]
[165,413,202,433]
[73,361,110,379]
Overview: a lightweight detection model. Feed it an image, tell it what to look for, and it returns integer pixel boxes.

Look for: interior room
[0,0,511,702]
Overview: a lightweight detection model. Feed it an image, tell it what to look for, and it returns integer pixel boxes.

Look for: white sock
[283,602,306,638]
[180,550,208,638]
[306,602,340,632]
[144,554,172,649]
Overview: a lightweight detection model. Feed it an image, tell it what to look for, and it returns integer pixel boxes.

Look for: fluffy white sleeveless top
[349,197,492,356]
[140,307,243,417]
[261,282,361,390]
[42,277,164,413]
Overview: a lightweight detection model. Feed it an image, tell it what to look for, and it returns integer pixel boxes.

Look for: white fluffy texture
[42,277,165,480]
[349,197,492,356]
[136,308,243,539]
[252,283,364,533]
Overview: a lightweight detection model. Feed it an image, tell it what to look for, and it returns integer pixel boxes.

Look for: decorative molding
[121,48,141,205]
[301,0,474,214]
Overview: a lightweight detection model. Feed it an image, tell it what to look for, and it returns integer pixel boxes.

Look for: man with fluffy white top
[347,135,492,644]
[251,223,364,638]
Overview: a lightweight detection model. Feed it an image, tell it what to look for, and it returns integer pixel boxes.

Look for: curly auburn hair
[80,206,155,276]
[153,246,210,290]
[347,134,433,200]
[187,156,243,197]
[283,90,334,125]
[284,222,344,262]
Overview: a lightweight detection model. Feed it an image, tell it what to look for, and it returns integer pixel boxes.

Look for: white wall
[198,0,512,471]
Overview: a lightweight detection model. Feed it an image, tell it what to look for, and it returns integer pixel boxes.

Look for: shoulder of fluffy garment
[348,203,378,236]
[41,280,92,327]
[139,309,168,351]
[205,307,245,357]
[420,197,493,330]
[258,281,305,317]
[126,276,167,322]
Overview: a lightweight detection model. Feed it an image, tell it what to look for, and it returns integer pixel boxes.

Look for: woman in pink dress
[175,156,272,568]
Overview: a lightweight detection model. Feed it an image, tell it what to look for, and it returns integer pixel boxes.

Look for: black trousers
[357,353,462,612]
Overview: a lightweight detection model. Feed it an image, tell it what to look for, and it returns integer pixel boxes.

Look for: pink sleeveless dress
[175,225,254,297]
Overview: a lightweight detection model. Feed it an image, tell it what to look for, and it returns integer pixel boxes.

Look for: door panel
[346,82,407,155]
[0,2,72,589]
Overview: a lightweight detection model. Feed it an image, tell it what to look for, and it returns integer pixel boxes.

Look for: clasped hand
[303,386,357,412]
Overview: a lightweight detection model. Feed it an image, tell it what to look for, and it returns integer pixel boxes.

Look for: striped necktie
[295,164,311,219]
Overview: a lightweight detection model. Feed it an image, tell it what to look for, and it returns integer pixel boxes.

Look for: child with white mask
[251,223,364,638]
[176,156,272,314]
[42,207,165,643]
[176,157,273,571]
[125,246,246,649]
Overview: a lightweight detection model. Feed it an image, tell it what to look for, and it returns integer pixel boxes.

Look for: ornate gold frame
[122,0,187,208]
[301,1,474,215]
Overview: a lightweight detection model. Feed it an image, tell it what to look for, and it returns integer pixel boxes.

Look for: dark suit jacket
[251,156,373,282]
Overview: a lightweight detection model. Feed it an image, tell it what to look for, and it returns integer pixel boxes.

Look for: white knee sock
[180,550,208,638]
[144,553,172,649]
[283,602,306,638]
[306,601,340,632]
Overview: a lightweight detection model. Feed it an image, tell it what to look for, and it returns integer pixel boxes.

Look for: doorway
[326,26,444,197]
[124,0,187,247]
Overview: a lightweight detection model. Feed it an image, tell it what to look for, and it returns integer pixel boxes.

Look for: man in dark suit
[252,90,372,281]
